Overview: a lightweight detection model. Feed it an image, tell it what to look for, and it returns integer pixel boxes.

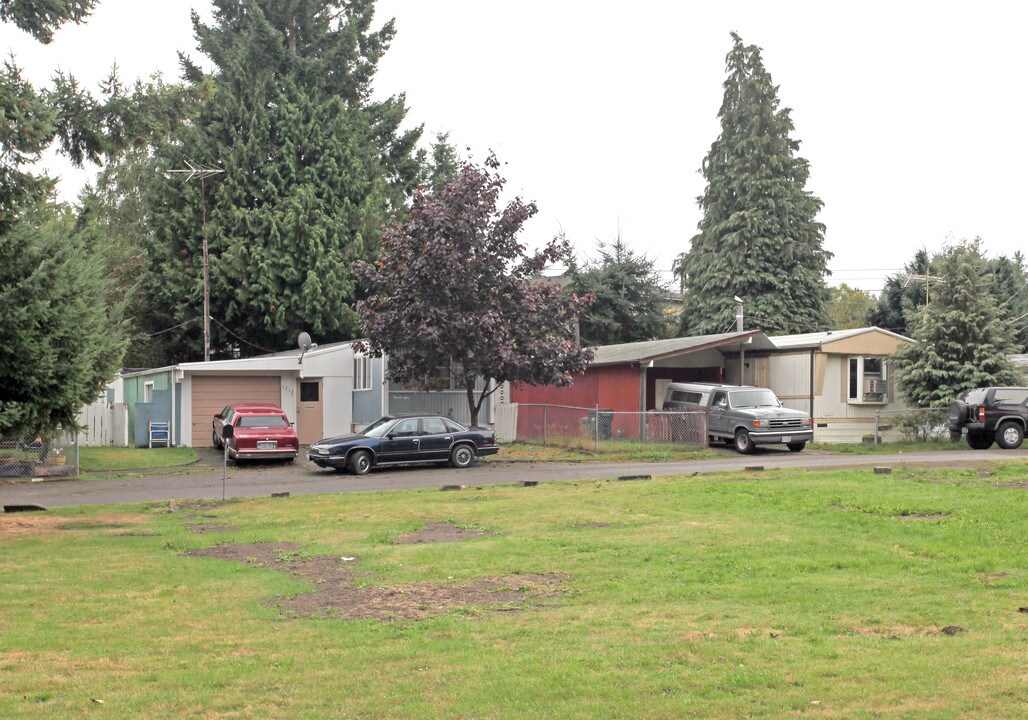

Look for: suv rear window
[670,390,703,404]
[992,389,1028,405]
[963,389,988,404]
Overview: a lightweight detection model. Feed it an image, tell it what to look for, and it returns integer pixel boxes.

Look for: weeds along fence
[0,435,78,480]
[512,404,708,452]
[873,407,951,444]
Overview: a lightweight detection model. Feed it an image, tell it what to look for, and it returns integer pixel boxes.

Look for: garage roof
[590,331,775,366]
[769,327,912,350]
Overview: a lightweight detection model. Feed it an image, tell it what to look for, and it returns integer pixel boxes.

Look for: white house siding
[299,345,354,438]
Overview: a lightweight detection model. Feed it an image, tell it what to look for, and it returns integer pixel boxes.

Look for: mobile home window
[144,381,154,404]
[848,356,888,403]
[353,356,372,391]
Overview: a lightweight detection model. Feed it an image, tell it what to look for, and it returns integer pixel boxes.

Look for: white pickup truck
[662,382,814,454]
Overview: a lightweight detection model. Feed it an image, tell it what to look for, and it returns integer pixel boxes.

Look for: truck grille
[769,418,804,430]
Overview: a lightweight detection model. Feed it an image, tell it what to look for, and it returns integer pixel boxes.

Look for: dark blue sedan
[307,414,500,475]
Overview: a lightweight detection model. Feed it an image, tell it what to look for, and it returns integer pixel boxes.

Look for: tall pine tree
[676,33,831,336]
[891,239,1022,407]
[143,0,423,360]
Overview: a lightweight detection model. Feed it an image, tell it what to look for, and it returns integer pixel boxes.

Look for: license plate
[781,436,791,443]
[257,441,278,450]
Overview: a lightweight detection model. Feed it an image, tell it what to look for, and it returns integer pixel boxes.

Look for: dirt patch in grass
[899,513,949,521]
[183,541,565,621]
[570,522,611,529]
[0,513,147,541]
[851,625,966,638]
[394,522,492,544]
[187,522,238,534]
[993,481,1028,490]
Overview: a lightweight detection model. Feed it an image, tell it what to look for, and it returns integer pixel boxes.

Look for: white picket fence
[72,401,129,447]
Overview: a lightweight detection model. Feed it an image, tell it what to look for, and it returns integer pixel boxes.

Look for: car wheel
[995,421,1024,450]
[212,431,223,450]
[734,429,754,454]
[967,431,994,450]
[347,450,372,475]
[787,441,806,452]
[449,444,476,468]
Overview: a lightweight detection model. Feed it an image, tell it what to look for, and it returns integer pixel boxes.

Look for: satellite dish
[298,332,312,352]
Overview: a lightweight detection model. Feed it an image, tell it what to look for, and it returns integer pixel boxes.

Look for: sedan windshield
[729,390,781,408]
[361,417,397,437]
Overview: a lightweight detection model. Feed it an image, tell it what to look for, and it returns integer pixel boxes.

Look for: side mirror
[386,433,395,440]
[223,425,234,439]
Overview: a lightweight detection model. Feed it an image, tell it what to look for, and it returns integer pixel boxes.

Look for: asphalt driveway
[2,446,1027,509]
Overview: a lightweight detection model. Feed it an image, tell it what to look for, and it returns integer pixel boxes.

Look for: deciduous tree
[828,283,877,330]
[356,156,593,427]
[675,33,831,336]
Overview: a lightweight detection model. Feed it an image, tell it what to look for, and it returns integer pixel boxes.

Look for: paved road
[2,446,1026,509]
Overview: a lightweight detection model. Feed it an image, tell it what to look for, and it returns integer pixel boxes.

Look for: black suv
[948,387,1028,450]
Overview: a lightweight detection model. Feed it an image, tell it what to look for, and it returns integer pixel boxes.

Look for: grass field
[1,463,1025,718]
[78,447,198,472]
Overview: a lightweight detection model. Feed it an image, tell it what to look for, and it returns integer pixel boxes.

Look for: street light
[168,161,225,362]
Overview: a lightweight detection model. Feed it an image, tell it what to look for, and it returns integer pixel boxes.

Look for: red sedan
[212,404,299,462]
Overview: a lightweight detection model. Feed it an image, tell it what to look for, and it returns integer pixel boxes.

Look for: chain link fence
[0,435,78,480]
[873,408,951,444]
[513,404,708,452]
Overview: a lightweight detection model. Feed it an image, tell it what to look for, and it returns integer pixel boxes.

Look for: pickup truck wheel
[995,421,1024,450]
[786,441,806,452]
[967,431,994,450]
[450,444,476,468]
[347,450,372,475]
[734,429,754,454]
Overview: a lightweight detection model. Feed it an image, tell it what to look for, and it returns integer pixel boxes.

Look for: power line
[210,318,278,355]
[139,317,202,338]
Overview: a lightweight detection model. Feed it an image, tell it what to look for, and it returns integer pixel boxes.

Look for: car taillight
[977,407,985,422]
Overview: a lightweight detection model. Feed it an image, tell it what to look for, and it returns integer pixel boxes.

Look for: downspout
[809,348,815,439]
[639,362,650,439]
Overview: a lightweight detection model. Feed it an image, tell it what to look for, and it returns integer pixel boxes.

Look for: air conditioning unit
[864,378,888,395]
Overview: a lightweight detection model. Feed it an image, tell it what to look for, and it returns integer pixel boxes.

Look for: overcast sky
[4,0,1026,295]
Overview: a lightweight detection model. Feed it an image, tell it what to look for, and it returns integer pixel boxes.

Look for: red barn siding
[596,365,643,412]
[511,371,598,407]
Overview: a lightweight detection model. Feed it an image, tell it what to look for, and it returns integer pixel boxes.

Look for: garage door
[191,376,281,447]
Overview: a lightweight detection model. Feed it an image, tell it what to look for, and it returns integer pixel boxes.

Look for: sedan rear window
[236,415,288,428]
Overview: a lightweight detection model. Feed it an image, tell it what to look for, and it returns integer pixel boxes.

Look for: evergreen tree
[987,252,1028,353]
[0,206,125,437]
[0,0,95,44]
[428,132,461,196]
[143,0,423,360]
[565,233,671,346]
[867,248,931,335]
[676,33,831,336]
[891,240,1021,407]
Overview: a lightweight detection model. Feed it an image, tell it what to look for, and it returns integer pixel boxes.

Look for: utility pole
[169,161,225,362]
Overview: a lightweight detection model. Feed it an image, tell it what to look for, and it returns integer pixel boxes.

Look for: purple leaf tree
[356,155,593,427]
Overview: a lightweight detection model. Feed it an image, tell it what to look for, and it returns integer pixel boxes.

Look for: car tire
[212,430,223,450]
[787,441,806,452]
[449,444,476,468]
[348,450,372,475]
[734,429,754,454]
[967,431,994,450]
[995,421,1024,450]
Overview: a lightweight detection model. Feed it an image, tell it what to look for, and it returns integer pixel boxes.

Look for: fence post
[543,405,548,447]
[594,404,599,452]
[75,428,81,476]
[874,410,881,445]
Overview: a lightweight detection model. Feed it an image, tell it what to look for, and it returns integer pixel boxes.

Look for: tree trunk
[465,381,478,427]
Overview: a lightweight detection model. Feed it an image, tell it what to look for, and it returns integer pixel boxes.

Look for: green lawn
[77,446,198,472]
[1,463,1025,718]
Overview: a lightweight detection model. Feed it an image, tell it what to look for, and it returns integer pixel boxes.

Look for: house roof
[119,340,357,377]
[590,331,775,366]
[769,327,913,350]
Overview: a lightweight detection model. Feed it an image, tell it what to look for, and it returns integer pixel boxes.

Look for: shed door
[191,376,281,447]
